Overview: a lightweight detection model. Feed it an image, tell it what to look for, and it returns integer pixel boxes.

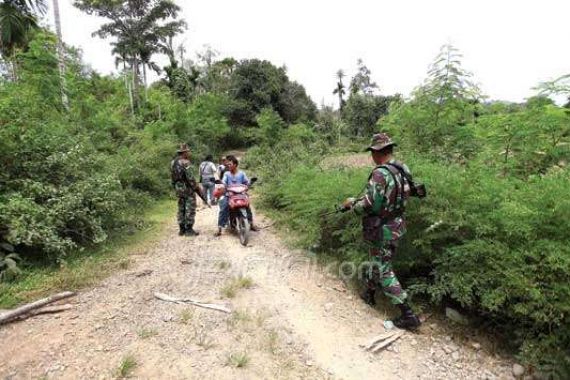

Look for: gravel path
[0,204,517,379]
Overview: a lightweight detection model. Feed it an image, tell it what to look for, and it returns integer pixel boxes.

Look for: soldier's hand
[342,197,356,210]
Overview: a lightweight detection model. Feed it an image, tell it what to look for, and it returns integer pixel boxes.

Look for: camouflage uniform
[353,153,412,306]
[171,155,198,232]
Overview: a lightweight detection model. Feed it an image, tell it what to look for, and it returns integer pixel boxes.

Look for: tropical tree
[332,69,346,111]
[74,0,186,111]
[227,59,288,126]
[343,93,400,137]
[0,0,46,79]
[382,44,483,159]
[226,59,316,126]
[420,44,482,128]
[537,73,570,108]
[349,58,378,96]
[200,56,237,95]
[276,80,317,124]
[196,44,218,68]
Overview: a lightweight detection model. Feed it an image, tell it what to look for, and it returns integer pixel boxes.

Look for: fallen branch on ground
[154,292,231,313]
[8,304,75,322]
[363,330,404,353]
[0,291,76,325]
[364,331,398,350]
[27,304,74,316]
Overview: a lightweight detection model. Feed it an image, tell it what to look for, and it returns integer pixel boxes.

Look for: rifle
[320,205,350,217]
[320,195,365,217]
[175,158,211,207]
[195,187,210,207]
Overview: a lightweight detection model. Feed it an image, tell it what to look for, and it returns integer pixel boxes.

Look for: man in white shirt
[199,154,218,205]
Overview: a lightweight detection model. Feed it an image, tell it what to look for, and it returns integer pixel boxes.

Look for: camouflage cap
[177,143,190,153]
[364,133,397,152]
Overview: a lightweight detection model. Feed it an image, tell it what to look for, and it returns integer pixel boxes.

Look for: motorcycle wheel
[238,216,250,246]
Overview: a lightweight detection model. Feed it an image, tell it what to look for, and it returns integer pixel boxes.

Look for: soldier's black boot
[184,224,200,236]
[393,303,421,330]
[360,287,377,307]
[178,224,186,236]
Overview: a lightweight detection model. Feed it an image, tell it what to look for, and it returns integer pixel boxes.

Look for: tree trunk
[123,61,134,117]
[123,61,128,89]
[52,0,69,111]
[10,59,18,82]
[9,50,19,82]
[127,75,135,117]
[143,63,148,102]
[132,56,140,112]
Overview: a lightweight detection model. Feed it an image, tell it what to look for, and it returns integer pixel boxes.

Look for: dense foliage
[0,31,181,265]
[1,2,568,375]
[250,45,570,377]
[0,24,317,274]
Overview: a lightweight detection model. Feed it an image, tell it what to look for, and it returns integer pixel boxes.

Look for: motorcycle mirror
[250,177,258,184]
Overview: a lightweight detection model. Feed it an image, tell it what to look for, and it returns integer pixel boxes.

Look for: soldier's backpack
[367,161,425,219]
[384,162,426,199]
[171,158,187,187]
[378,163,408,219]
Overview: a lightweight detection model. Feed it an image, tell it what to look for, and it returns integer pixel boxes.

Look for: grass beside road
[0,199,175,309]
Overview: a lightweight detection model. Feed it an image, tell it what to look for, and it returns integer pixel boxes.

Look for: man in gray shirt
[199,154,218,205]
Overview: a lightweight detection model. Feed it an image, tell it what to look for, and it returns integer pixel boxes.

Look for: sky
[47,0,569,108]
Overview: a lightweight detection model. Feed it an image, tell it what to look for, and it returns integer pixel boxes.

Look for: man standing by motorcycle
[171,143,201,236]
[214,155,258,237]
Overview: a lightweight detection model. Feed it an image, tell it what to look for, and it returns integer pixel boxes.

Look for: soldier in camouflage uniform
[171,143,200,236]
[343,133,421,330]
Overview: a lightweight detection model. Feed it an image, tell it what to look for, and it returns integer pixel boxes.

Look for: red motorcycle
[214,178,257,246]
[227,183,252,246]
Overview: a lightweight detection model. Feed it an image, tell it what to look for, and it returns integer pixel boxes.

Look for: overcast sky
[47,0,569,107]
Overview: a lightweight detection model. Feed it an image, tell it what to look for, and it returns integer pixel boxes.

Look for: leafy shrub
[256,107,285,147]
[0,243,22,281]
[254,146,570,374]
[0,31,198,275]
[185,93,231,151]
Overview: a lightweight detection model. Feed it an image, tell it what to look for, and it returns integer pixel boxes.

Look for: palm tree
[0,0,46,80]
[75,0,186,111]
[111,41,135,115]
[139,44,162,100]
[332,69,346,111]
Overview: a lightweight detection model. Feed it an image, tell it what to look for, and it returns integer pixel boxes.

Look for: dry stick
[370,331,404,353]
[154,292,231,314]
[0,291,76,325]
[10,304,75,322]
[364,331,397,350]
[28,304,74,316]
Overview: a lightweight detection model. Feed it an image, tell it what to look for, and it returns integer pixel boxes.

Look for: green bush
[0,32,192,274]
[256,107,285,147]
[255,147,570,374]
[185,93,231,151]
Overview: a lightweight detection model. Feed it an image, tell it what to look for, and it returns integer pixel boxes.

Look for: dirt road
[0,206,515,379]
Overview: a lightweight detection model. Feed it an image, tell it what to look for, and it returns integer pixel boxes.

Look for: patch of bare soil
[320,153,372,170]
[0,204,516,379]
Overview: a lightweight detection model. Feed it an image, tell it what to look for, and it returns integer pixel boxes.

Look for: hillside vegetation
[0,1,568,377]
[246,47,569,378]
